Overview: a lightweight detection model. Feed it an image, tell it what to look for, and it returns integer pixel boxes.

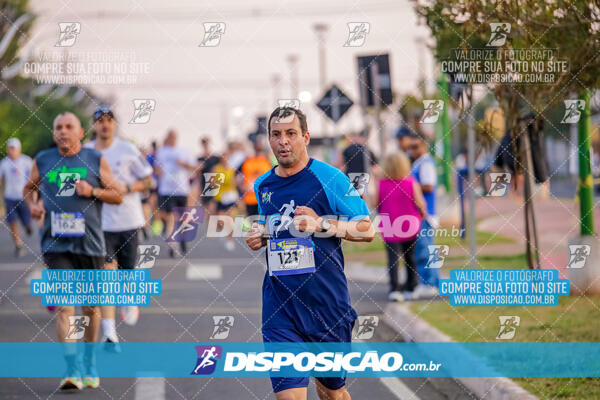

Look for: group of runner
[0,105,277,391]
[2,104,439,400]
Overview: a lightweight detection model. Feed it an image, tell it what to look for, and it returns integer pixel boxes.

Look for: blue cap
[395,125,411,139]
[93,105,115,121]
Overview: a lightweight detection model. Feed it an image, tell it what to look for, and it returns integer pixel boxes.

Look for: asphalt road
[0,222,477,400]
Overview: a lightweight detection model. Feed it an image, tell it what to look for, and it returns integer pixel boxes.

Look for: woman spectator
[376,152,427,302]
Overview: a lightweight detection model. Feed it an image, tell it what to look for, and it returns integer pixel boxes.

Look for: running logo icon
[261,190,273,204]
[202,173,225,197]
[272,200,295,237]
[420,100,443,124]
[56,173,81,197]
[567,245,591,269]
[170,207,203,242]
[136,245,160,268]
[199,22,226,47]
[210,316,234,340]
[129,99,156,124]
[487,173,512,197]
[276,99,300,123]
[426,245,449,269]
[561,100,585,124]
[486,23,511,47]
[65,316,90,340]
[496,316,520,340]
[346,173,370,196]
[353,316,379,340]
[344,22,370,47]
[55,22,81,47]
[191,345,222,375]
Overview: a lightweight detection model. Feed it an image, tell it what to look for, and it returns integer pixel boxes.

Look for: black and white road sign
[316,84,354,123]
[357,54,393,107]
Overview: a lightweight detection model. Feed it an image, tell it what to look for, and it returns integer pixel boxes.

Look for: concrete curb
[384,303,538,400]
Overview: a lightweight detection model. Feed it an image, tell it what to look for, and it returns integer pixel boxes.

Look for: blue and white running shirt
[254,158,370,334]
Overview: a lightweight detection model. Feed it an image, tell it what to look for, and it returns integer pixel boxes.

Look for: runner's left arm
[294,206,374,242]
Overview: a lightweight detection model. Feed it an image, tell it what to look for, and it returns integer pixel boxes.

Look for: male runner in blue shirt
[246,107,375,400]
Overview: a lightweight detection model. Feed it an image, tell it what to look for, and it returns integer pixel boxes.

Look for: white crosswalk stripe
[379,377,420,400]
[185,264,222,280]
[134,375,165,400]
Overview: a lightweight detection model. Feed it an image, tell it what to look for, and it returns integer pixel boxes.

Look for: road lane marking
[379,377,420,400]
[135,375,165,400]
[25,268,42,284]
[186,264,222,280]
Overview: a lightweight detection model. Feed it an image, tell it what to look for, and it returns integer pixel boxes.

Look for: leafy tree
[413,0,600,267]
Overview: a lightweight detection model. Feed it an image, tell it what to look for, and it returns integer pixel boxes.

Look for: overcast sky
[22,0,434,153]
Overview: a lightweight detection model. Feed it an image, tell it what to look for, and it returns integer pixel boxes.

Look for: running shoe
[59,370,83,391]
[121,305,139,326]
[102,334,122,353]
[82,365,100,388]
[14,246,25,258]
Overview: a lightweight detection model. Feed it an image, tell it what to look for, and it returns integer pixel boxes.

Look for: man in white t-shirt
[0,138,33,257]
[85,106,154,351]
[154,130,197,257]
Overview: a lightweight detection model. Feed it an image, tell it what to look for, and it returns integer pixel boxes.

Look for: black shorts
[158,195,187,212]
[200,196,216,206]
[104,229,139,269]
[245,204,259,216]
[217,201,235,212]
[43,252,105,269]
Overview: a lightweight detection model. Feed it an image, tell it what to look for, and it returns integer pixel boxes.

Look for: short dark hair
[268,107,308,135]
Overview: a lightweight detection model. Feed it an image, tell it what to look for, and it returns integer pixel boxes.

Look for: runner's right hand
[246,222,266,250]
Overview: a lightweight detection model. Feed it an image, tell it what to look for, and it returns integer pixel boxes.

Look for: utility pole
[370,63,385,158]
[439,73,452,192]
[313,23,329,138]
[286,54,299,99]
[467,102,476,268]
[578,89,595,236]
[271,73,281,107]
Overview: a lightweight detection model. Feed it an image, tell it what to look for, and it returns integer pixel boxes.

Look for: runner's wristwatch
[319,218,332,232]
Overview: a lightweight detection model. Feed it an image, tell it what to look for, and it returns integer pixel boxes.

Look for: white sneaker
[121,305,139,326]
[413,284,438,299]
[388,291,404,302]
[224,240,235,252]
[402,291,414,301]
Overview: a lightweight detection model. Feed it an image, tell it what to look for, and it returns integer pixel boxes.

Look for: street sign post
[316,84,354,123]
[356,54,393,107]
[357,53,392,157]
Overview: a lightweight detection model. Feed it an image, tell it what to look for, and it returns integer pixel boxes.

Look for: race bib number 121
[267,237,315,276]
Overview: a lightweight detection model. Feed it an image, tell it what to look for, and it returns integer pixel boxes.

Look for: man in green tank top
[24,112,123,391]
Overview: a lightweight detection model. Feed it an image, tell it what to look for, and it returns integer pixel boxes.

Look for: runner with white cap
[0,138,33,257]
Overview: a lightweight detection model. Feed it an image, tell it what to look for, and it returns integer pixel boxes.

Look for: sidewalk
[475,196,600,277]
